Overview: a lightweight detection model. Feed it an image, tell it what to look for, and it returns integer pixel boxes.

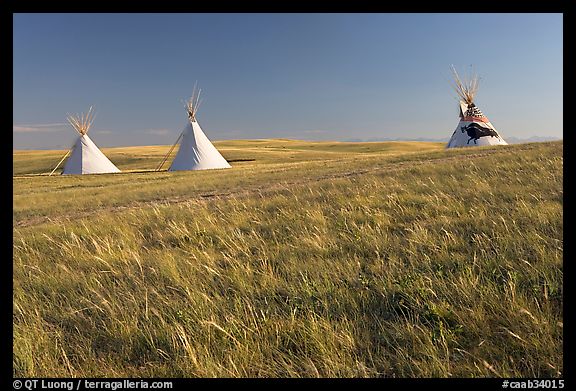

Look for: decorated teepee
[446,66,507,148]
[157,86,231,172]
[50,107,120,175]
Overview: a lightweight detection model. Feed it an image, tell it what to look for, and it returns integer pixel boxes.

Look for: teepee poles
[55,106,120,175]
[49,147,73,176]
[446,66,507,148]
[186,83,202,122]
[155,132,183,171]
[67,106,95,135]
[49,106,95,175]
[450,65,480,105]
[156,84,204,171]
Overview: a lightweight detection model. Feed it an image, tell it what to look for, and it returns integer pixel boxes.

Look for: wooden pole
[49,148,72,176]
[156,132,183,171]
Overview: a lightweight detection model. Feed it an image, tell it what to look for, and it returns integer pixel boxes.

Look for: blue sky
[13,13,562,149]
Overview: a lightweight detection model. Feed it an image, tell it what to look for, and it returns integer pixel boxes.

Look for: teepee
[446,66,507,148]
[158,86,231,172]
[51,107,120,175]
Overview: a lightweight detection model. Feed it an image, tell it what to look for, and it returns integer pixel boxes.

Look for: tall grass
[13,141,444,224]
[13,141,562,377]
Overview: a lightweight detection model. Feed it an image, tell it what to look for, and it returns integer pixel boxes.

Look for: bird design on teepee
[50,106,120,175]
[446,66,508,148]
[157,85,231,171]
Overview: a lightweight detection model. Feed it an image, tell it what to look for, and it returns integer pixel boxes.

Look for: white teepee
[160,87,231,172]
[446,66,508,148]
[53,107,120,175]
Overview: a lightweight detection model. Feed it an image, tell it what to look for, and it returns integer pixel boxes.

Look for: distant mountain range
[499,136,563,144]
[343,136,562,144]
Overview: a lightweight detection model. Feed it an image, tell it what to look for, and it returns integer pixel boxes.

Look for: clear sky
[13,13,563,149]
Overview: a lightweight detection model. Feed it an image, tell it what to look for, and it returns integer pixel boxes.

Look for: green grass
[13,140,562,377]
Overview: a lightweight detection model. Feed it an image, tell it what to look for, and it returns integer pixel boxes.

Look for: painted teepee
[446,66,507,148]
[51,107,120,175]
[159,86,231,172]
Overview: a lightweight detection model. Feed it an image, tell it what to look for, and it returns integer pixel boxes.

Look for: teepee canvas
[52,107,120,175]
[159,87,231,172]
[446,66,507,148]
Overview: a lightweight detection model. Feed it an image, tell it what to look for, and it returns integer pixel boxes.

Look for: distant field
[13,140,562,377]
[13,139,444,175]
[13,140,444,224]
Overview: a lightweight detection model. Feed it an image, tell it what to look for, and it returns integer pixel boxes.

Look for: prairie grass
[13,140,562,377]
[13,139,443,175]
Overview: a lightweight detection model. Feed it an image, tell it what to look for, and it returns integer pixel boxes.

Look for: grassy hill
[13,140,563,377]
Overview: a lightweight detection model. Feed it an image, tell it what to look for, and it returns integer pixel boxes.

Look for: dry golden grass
[13,140,562,377]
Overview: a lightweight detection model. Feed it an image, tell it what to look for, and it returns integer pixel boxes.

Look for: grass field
[13,139,563,377]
